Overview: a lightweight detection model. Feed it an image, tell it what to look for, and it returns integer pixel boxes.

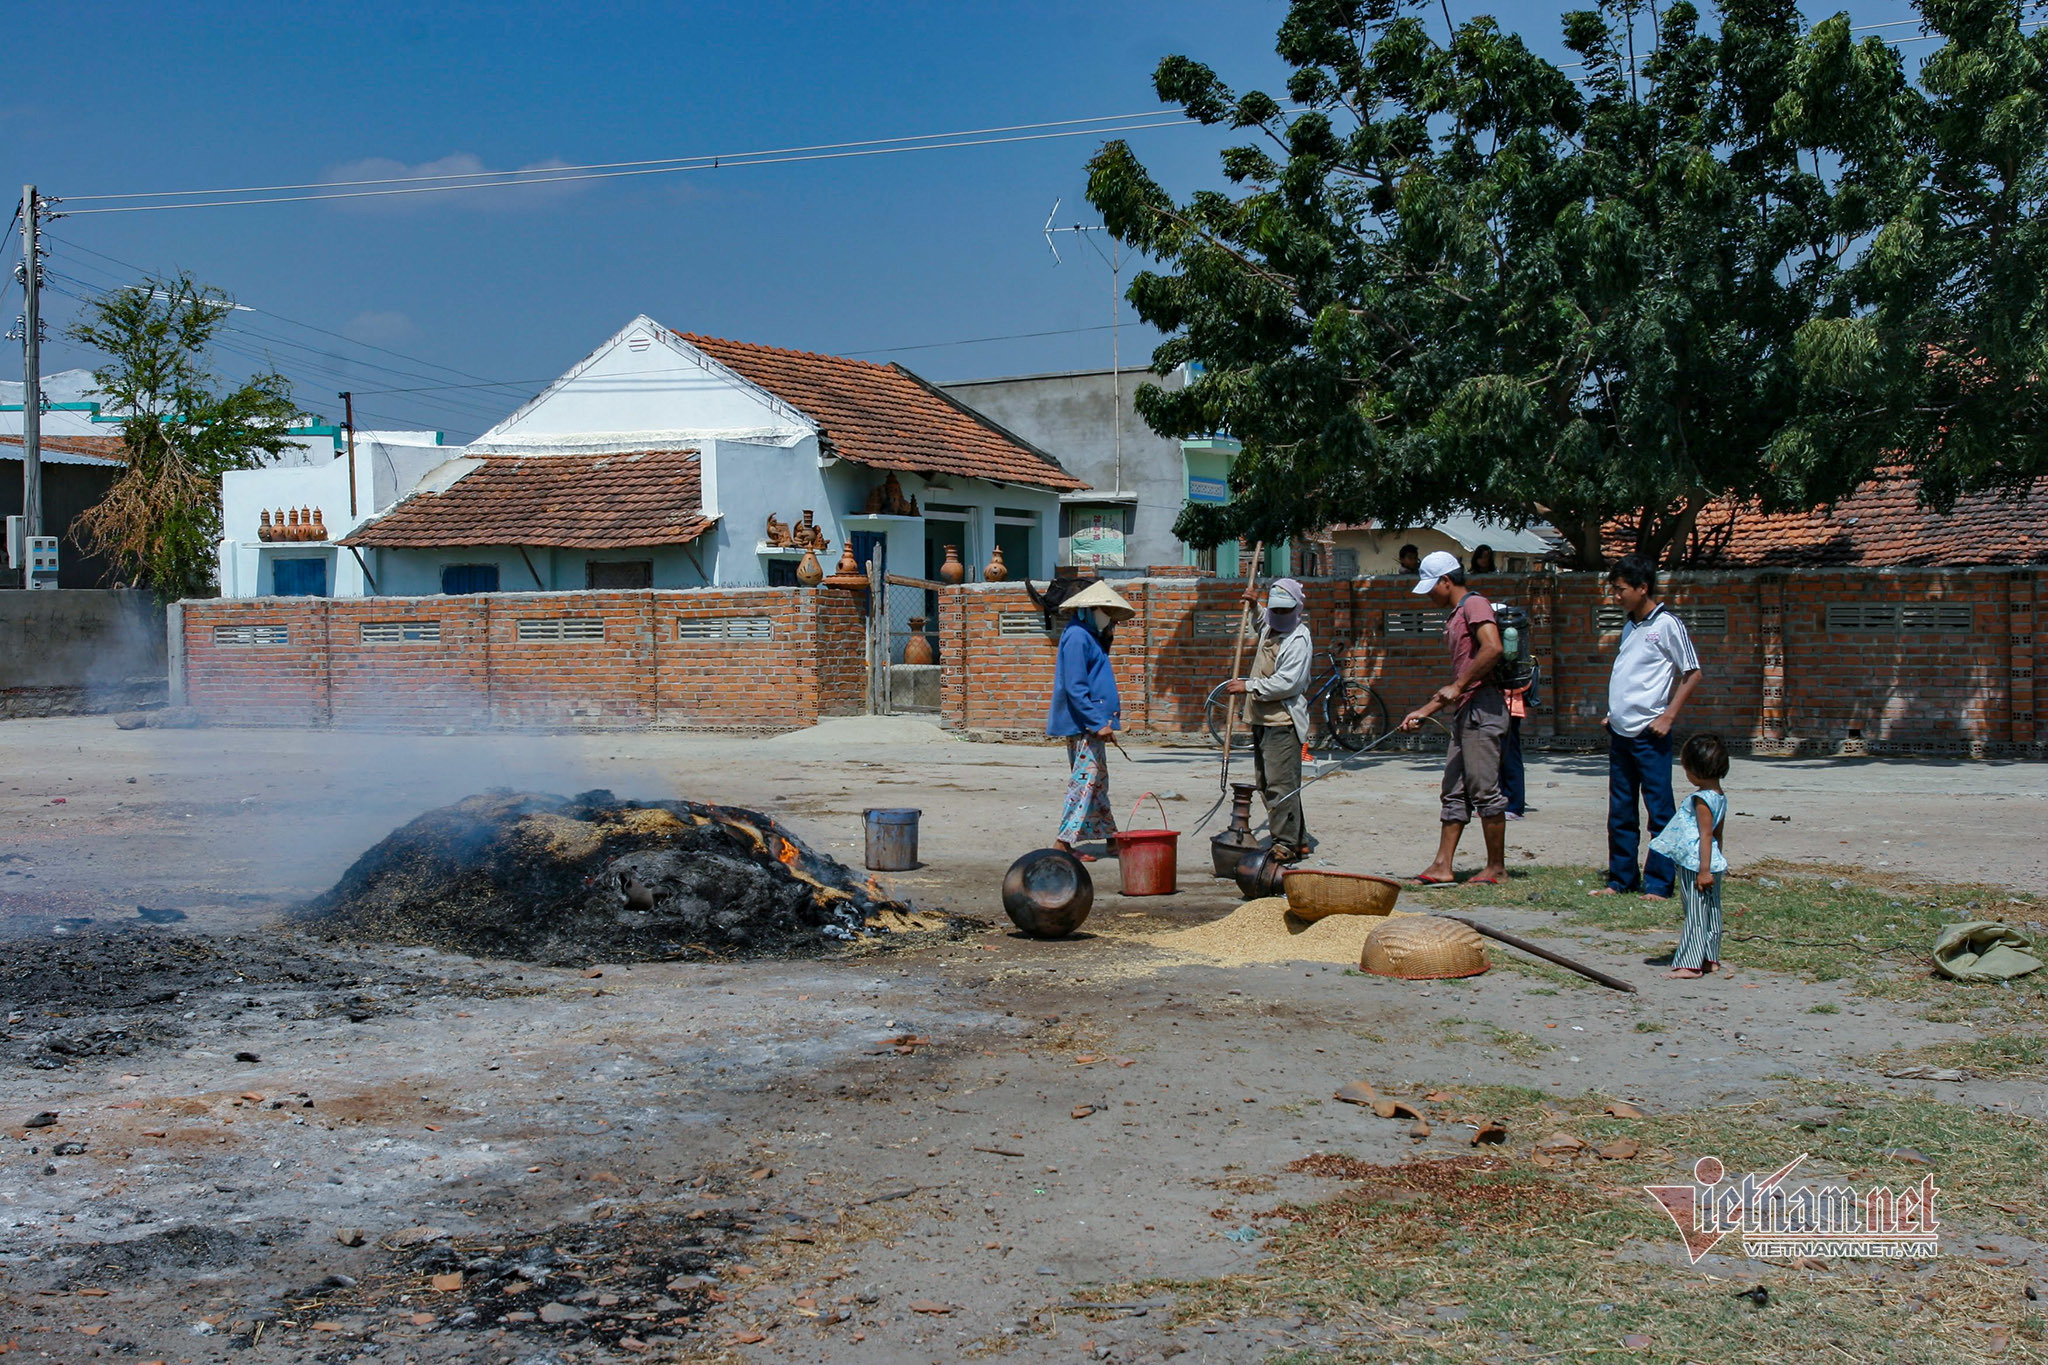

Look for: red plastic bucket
[1112,792,1179,896]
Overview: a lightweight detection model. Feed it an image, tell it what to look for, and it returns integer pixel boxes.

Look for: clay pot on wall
[309,508,328,541]
[796,547,824,587]
[823,541,869,591]
[258,510,274,542]
[939,545,966,585]
[985,546,1008,581]
[903,617,936,665]
[285,508,302,540]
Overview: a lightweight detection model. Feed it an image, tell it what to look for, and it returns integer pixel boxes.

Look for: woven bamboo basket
[1282,869,1402,922]
[1360,914,1490,979]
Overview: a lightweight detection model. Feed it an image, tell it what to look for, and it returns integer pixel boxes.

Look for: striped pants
[1673,874,1723,970]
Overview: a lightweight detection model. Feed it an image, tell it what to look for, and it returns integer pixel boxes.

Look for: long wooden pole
[1442,915,1639,993]
[1216,541,1265,794]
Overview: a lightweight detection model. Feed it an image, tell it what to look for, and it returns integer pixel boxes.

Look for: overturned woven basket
[1360,914,1490,980]
[1282,869,1401,922]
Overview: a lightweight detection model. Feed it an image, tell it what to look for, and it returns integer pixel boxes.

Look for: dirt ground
[2,715,2045,1363]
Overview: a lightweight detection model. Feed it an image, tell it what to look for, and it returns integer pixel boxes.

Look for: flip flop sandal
[1412,874,1456,885]
[1464,874,1504,885]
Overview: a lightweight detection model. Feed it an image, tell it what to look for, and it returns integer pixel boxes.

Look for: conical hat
[1059,581,1136,620]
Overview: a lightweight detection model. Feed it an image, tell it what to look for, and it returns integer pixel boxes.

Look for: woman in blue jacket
[1046,581,1134,860]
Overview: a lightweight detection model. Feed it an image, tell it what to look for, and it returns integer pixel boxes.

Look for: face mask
[1092,608,1114,633]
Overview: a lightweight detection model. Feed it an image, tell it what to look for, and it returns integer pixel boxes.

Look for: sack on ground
[1931,921,2043,981]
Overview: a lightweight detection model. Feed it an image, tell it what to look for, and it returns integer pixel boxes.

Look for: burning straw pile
[302,790,930,964]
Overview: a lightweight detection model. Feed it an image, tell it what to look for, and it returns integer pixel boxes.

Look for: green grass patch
[1096,1081,2047,1362]
[1880,1030,2048,1081]
[1407,861,2048,1011]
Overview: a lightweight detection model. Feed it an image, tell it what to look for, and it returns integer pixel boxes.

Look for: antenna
[1041,199,1124,495]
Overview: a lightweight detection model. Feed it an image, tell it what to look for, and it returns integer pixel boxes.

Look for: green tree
[69,275,305,597]
[1084,0,1901,566]
[1779,0,2048,512]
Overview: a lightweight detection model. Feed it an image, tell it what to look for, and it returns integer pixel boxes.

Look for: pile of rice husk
[1122,897,1418,967]
[300,789,944,965]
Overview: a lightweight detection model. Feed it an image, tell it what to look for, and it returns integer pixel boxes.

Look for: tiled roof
[677,332,1086,491]
[0,434,127,467]
[343,450,713,550]
[1606,469,2048,568]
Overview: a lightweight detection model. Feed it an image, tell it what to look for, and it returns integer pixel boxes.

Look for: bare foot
[1413,868,1456,885]
[1666,967,1704,978]
[1468,865,1508,886]
[1642,893,1671,902]
[1588,887,1624,897]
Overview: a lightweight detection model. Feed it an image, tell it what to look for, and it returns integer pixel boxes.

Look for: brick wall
[937,569,2046,757]
[180,588,866,732]
[175,569,2045,753]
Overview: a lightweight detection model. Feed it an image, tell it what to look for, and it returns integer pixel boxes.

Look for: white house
[3,368,345,464]
[220,316,1085,599]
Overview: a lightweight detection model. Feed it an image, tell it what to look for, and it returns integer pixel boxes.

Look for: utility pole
[18,185,43,540]
[1043,199,1125,495]
[340,391,358,517]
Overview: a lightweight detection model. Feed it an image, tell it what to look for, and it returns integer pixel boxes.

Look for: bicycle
[1203,640,1391,753]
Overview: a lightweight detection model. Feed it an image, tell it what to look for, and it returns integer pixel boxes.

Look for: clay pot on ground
[903,618,935,665]
[795,547,824,587]
[985,546,1008,581]
[939,545,966,584]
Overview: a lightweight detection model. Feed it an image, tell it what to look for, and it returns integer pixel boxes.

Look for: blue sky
[8,0,1921,439]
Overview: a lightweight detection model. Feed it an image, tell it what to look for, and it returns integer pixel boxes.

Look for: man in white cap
[1401,551,1509,884]
[1222,577,1313,862]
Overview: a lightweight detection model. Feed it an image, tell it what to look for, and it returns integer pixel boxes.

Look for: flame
[777,837,801,866]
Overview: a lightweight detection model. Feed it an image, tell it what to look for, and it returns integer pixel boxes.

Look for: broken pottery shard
[538,1302,585,1324]
[1333,1081,1378,1107]
[388,1225,449,1247]
[1883,1066,1967,1082]
[1408,1119,1432,1140]
[1793,1256,1828,1271]
[1470,1121,1507,1146]
[334,1228,365,1248]
[908,1300,953,1314]
[729,1330,767,1344]
[24,1112,57,1129]
[1623,1333,1652,1350]
[1880,1147,1935,1166]
[1424,1090,1454,1102]
[1536,1132,1587,1153]
[431,1272,463,1292]
[1071,1105,1097,1120]
[1604,1102,1647,1119]
[1595,1138,1641,1160]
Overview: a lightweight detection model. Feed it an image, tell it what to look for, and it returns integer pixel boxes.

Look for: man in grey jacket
[1223,578,1313,862]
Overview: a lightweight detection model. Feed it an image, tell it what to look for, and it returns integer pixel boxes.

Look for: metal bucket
[863,807,920,871]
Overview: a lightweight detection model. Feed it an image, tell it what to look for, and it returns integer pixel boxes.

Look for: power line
[57,118,1201,216]
[59,111,1193,203]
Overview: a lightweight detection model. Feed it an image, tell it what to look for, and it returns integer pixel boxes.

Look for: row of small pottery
[860,472,921,517]
[904,617,935,665]
[258,507,327,542]
[764,510,830,551]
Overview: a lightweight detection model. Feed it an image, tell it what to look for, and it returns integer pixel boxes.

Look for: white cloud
[342,310,418,344]
[319,153,583,213]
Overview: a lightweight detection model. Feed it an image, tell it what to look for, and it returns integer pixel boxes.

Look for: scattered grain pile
[1124,897,1415,967]
[302,789,942,965]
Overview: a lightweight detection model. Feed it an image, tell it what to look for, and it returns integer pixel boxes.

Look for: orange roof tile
[677,331,1085,491]
[343,450,713,550]
[0,434,128,466]
[1606,469,2048,568]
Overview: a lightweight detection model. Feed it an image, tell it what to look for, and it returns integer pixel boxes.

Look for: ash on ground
[301,789,944,965]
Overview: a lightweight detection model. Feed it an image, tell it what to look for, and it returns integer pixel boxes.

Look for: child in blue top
[1650,732,1730,978]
